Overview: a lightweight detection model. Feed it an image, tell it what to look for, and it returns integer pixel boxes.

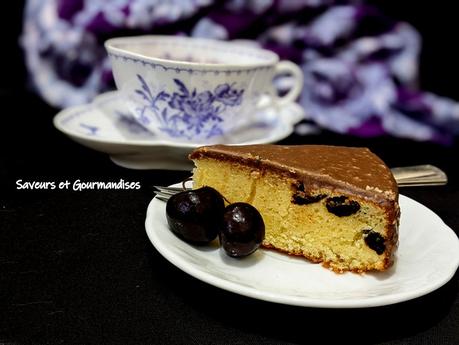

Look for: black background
[1,2,459,345]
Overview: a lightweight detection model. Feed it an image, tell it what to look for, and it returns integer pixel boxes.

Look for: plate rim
[145,190,459,308]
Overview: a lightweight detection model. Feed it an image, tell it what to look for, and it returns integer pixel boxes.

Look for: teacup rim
[104,35,279,69]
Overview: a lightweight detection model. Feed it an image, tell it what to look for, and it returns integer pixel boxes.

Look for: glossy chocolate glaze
[189,144,398,204]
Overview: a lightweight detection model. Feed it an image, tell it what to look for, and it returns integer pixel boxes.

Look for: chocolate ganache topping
[189,144,398,204]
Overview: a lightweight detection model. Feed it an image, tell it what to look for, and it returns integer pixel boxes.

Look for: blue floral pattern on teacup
[134,75,244,140]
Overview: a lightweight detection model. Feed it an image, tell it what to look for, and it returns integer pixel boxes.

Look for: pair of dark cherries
[166,187,265,258]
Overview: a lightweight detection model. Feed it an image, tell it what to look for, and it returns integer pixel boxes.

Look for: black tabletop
[1,88,458,345]
[2,2,459,344]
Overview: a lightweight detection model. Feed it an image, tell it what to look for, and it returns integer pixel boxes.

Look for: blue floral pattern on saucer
[133,75,244,140]
[53,90,305,169]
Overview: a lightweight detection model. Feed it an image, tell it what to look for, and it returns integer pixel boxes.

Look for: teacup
[105,35,303,143]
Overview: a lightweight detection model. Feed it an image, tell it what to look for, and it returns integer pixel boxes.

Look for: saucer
[53,91,305,170]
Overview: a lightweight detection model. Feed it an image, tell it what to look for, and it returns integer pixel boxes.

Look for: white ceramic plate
[145,185,459,308]
[53,91,304,170]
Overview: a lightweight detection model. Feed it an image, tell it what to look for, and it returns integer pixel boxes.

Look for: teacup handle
[270,60,304,107]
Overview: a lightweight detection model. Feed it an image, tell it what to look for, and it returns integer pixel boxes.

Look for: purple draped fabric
[21,0,459,144]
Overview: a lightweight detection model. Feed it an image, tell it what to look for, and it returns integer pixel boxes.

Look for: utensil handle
[391,165,448,187]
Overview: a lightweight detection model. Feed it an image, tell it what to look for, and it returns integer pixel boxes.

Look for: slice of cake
[189,144,399,273]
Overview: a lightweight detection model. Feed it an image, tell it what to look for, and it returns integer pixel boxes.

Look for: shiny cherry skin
[220,202,265,258]
[166,186,225,244]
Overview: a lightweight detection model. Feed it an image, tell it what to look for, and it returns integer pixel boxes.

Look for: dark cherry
[292,193,327,205]
[166,186,225,244]
[363,229,386,255]
[291,181,327,205]
[325,196,360,217]
[220,203,265,258]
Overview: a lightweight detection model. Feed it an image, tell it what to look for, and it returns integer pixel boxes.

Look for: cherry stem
[181,176,193,190]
